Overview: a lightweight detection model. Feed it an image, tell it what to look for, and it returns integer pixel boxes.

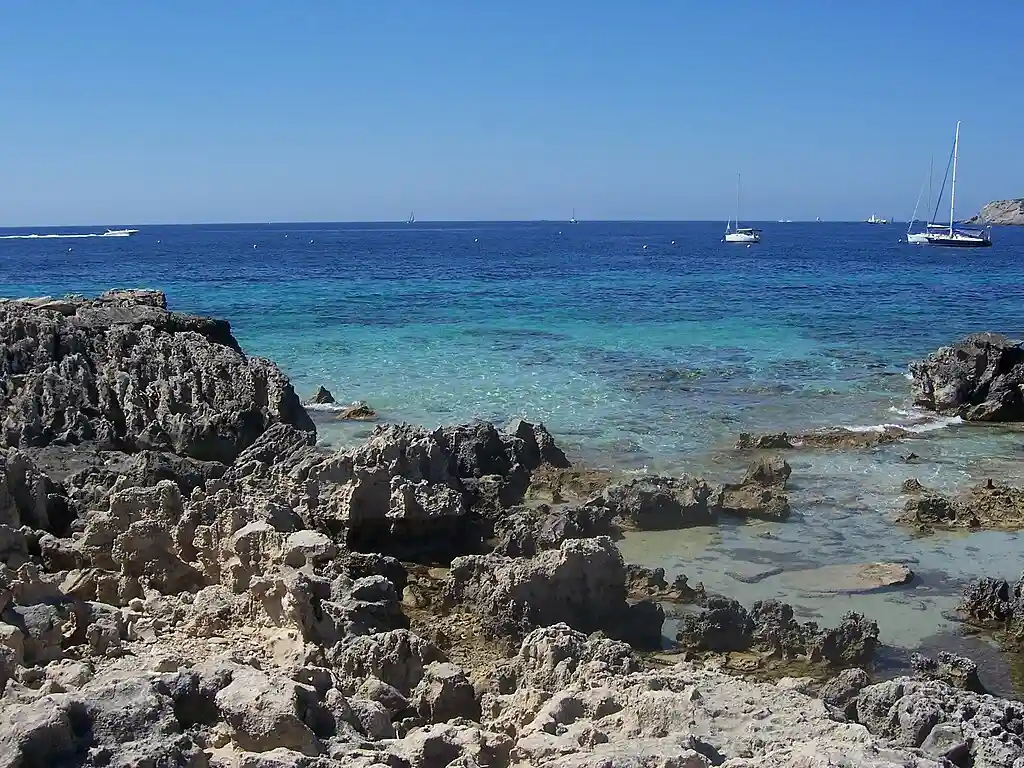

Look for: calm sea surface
[3,220,1024,687]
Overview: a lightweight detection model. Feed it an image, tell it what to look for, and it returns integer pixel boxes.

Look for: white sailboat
[723,174,760,243]
[407,212,415,224]
[915,121,992,248]
[865,214,888,224]
[569,208,578,224]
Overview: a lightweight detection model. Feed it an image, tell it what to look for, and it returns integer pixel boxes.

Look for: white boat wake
[0,233,104,239]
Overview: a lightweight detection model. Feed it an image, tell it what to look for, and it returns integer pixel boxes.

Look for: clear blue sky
[2,1,1022,225]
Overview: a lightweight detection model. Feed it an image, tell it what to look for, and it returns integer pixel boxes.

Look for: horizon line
[0,217,919,229]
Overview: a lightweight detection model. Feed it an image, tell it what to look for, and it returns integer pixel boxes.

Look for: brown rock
[335,402,378,421]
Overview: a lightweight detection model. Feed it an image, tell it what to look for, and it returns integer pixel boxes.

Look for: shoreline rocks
[910,333,1024,421]
[5,290,1024,766]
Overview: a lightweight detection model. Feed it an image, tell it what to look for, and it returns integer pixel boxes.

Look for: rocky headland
[2,292,1024,766]
[966,199,1024,226]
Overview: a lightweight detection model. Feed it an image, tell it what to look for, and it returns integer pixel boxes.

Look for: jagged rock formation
[956,571,1024,649]
[0,289,315,461]
[909,333,1024,421]
[900,478,1024,532]
[967,198,1024,226]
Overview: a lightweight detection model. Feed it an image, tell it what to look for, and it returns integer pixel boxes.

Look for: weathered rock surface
[335,402,377,421]
[966,198,1024,226]
[900,479,1024,532]
[489,503,616,558]
[586,476,716,530]
[736,427,908,450]
[624,564,704,604]
[910,333,1024,421]
[742,455,791,488]
[0,289,316,462]
[444,537,664,649]
[852,676,1024,767]
[482,625,947,768]
[956,571,1024,649]
[675,596,879,665]
[307,386,336,405]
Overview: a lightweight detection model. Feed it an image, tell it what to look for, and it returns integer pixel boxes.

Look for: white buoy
[671,240,675,245]
[157,240,161,244]
[253,244,257,249]
[68,247,72,252]
[642,244,648,250]
[309,239,314,244]
[285,234,289,238]
[558,231,562,235]
[474,238,479,242]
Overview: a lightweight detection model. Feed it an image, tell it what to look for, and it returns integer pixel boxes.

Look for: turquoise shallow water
[3,220,1024,678]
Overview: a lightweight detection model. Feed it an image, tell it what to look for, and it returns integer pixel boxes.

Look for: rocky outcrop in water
[674,596,879,666]
[736,426,908,450]
[586,468,791,529]
[307,385,336,405]
[910,333,1024,421]
[967,198,1024,226]
[900,478,1024,532]
[956,572,1024,649]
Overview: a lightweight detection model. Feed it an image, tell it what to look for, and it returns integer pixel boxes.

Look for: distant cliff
[965,199,1024,226]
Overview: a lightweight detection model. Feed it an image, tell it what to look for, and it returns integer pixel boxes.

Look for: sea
[3,220,1024,689]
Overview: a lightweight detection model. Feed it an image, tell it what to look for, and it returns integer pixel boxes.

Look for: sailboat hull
[919,233,992,248]
[723,231,760,243]
[906,233,929,244]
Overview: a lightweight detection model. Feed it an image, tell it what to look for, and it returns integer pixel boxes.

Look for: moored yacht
[723,174,761,243]
[911,122,992,248]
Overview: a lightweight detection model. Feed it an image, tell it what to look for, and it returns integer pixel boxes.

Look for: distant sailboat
[723,174,760,243]
[407,212,415,224]
[865,214,888,224]
[569,208,578,224]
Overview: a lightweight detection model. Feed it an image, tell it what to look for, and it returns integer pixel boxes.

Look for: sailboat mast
[735,173,741,228]
[949,121,960,235]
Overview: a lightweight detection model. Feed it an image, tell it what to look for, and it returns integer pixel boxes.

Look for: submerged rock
[779,562,915,595]
[910,333,1024,421]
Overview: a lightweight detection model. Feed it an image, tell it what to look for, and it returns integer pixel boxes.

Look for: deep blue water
[3,220,1024,663]
[2,220,1022,465]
